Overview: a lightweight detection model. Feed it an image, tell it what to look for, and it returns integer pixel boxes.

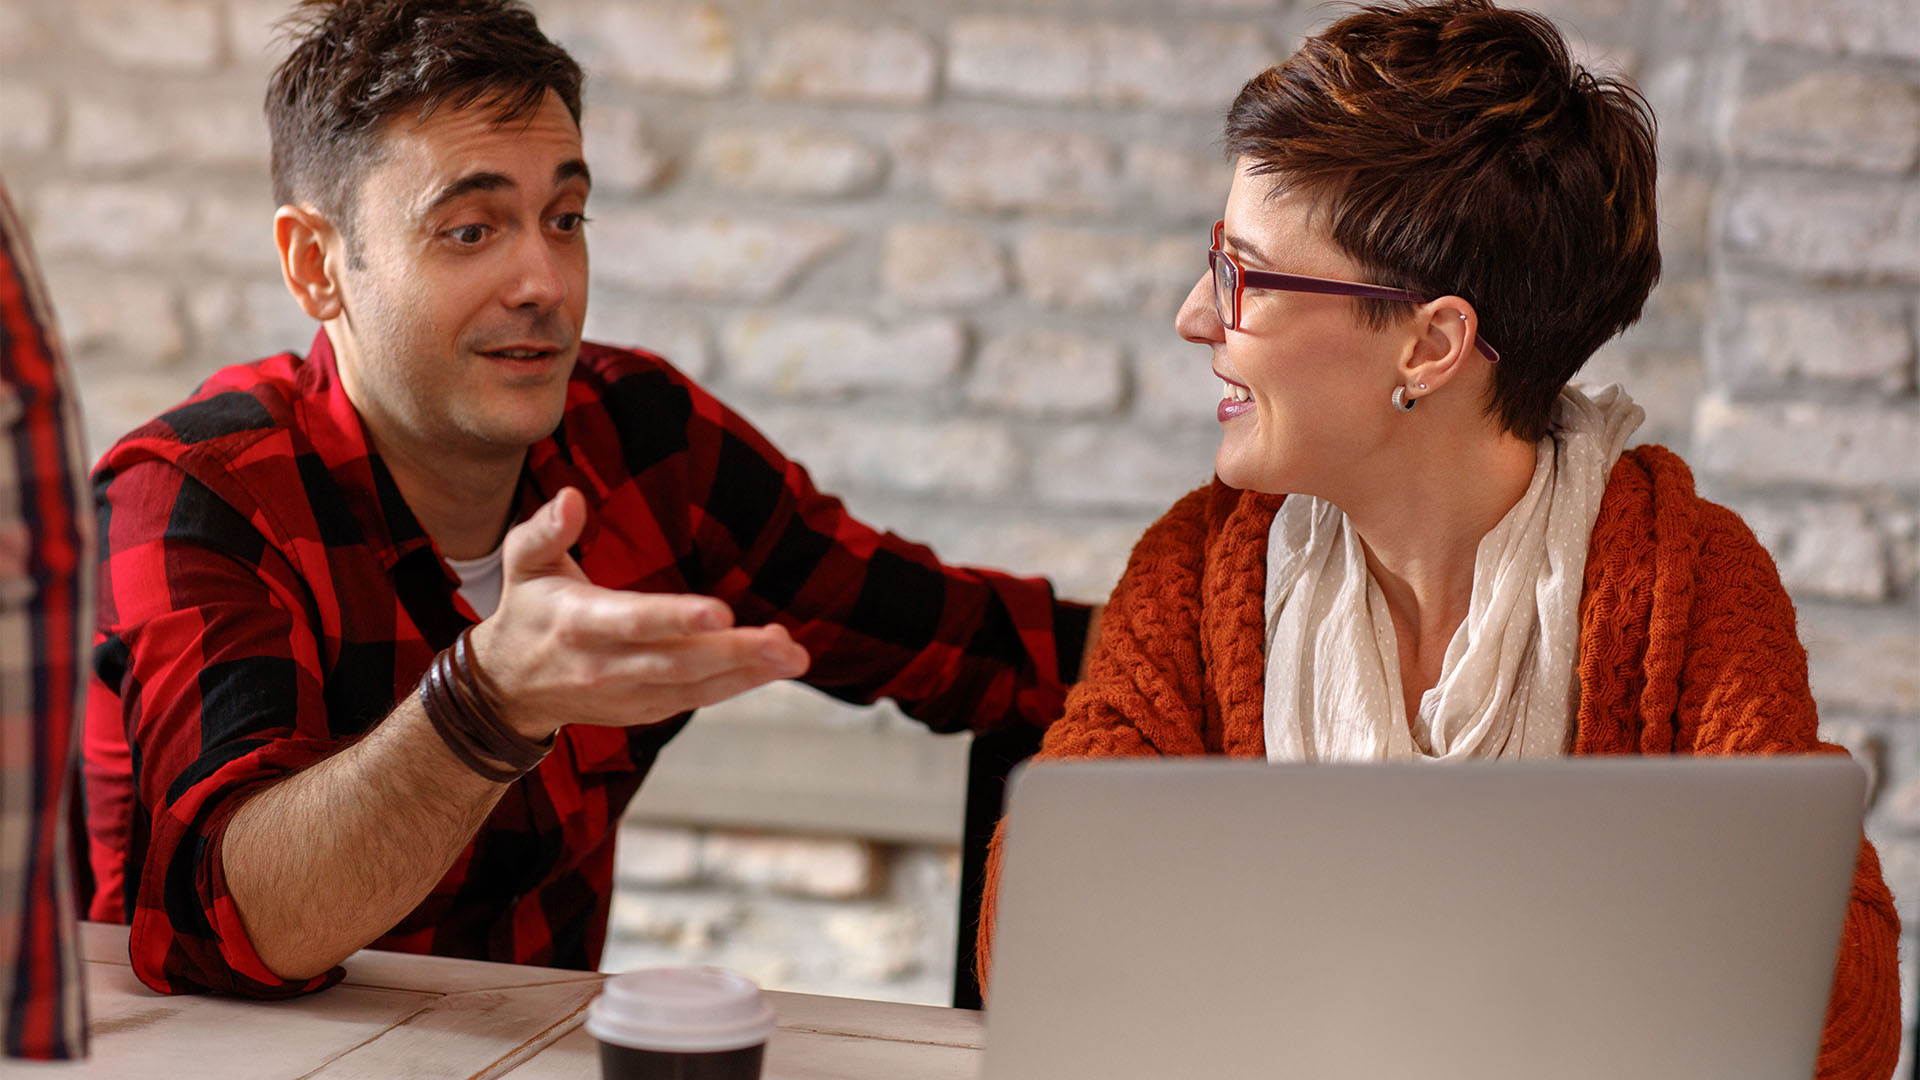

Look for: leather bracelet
[421,647,544,782]
[418,627,554,783]
[420,670,521,783]
[450,631,540,761]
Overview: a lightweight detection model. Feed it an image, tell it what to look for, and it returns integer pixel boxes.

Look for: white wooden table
[16,923,983,1079]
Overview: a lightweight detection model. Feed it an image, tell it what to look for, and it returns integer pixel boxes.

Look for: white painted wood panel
[310,981,602,1080]
[54,961,435,1079]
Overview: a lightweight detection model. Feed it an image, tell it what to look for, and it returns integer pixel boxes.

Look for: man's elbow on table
[125,824,347,1000]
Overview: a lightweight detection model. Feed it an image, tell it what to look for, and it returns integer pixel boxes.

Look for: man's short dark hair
[267,0,584,244]
[1223,0,1661,442]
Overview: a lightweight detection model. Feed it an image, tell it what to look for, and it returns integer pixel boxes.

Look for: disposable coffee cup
[585,967,776,1080]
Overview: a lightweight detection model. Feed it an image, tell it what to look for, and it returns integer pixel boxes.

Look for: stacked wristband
[419,626,554,782]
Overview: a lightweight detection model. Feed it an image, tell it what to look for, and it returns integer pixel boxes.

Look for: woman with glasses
[975,2,1899,1075]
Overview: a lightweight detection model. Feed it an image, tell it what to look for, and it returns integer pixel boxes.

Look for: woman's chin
[1215,445,1299,496]
[1213,452,1262,493]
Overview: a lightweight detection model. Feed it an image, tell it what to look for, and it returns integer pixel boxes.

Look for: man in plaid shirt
[84,0,1095,998]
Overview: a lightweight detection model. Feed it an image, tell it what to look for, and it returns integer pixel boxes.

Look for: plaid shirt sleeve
[575,350,1091,732]
[92,438,348,1000]
[0,187,92,1059]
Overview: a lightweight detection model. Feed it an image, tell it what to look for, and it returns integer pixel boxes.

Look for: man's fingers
[668,652,816,715]
[755,624,810,676]
[502,488,587,583]
[547,587,735,644]
[483,557,810,729]
[652,634,817,711]
[604,624,810,686]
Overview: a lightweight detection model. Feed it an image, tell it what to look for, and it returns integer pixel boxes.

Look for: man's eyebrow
[421,171,515,216]
[418,160,591,218]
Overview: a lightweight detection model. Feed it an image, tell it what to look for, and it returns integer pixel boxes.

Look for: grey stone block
[1740,0,1920,61]
[1722,177,1920,283]
[756,23,936,104]
[592,211,848,300]
[721,313,963,398]
[1728,64,1920,174]
[881,223,1008,308]
[966,329,1127,419]
[695,128,883,198]
[73,0,221,72]
[1693,394,1920,490]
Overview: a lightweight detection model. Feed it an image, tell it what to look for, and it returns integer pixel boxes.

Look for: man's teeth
[1221,380,1251,403]
[495,349,543,358]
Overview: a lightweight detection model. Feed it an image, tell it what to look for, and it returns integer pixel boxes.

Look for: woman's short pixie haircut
[266,0,583,248]
[1223,0,1660,441]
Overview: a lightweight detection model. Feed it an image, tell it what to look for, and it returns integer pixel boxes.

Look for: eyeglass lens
[1211,252,1237,330]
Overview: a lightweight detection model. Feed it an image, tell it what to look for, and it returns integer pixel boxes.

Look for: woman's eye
[448,224,488,244]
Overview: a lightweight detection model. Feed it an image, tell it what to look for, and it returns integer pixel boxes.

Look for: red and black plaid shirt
[85,329,1088,998]
[1,185,91,1059]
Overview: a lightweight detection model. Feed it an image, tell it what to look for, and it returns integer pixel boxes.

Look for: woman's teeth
[1221,381,1251,403]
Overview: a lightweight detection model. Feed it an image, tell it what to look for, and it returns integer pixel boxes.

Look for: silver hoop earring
[1392,386,1417,412]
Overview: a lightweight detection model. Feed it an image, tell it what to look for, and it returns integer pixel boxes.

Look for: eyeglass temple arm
[1236,269,1501,363]
[1236,268,1427,304]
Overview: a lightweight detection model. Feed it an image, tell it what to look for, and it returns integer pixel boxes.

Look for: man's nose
[504,231,569,311]
[1174,271,1222,345]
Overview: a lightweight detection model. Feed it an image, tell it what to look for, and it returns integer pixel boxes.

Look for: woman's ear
[1400,297,1478,397]
[275,205,344,321]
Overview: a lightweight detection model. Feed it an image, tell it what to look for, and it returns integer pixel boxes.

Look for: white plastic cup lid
[585,967,776,1054]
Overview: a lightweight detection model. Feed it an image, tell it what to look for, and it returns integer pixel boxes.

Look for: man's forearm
[221,694,509,980]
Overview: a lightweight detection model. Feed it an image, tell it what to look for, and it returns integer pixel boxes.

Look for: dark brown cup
[596,1039,765,1080]
[586,967,775,1080]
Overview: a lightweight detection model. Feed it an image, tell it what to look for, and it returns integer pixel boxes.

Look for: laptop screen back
[982,757,1863,1080]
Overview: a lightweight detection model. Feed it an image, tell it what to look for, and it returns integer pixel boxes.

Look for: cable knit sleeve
[1039,483,1223,761]
[975,483,1221,990]
[1672,499,1901,1080]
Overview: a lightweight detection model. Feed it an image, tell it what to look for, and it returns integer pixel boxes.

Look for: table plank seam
[776,1023,984,1051]
[291,998,440,1080]
[470,1002,594,1080]
[340,974,603,994]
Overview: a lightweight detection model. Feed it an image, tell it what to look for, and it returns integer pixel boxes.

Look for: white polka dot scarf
[1261,383,1644,762]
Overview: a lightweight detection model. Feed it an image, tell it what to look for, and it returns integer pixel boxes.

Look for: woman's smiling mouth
[1217,371,1255,422]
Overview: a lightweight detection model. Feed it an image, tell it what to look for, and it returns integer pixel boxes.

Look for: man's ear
[275,205,345,321]
[1399,297,1478,398]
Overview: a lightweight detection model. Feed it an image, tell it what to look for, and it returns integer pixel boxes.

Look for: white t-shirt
[446,545,505,620]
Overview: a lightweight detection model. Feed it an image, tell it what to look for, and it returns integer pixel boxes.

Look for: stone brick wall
[1703,4,1920,1066]
[2,0,1913,1050]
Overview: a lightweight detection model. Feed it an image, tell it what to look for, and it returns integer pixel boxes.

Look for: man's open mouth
[481,346,561,360]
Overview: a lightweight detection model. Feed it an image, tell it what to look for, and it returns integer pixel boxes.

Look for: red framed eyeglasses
[1209,221,1501,363]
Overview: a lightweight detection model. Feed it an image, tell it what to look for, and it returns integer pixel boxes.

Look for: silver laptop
[981,757,1865,1080]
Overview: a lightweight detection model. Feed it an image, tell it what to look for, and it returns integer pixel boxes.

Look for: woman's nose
[1174,271,1222,346]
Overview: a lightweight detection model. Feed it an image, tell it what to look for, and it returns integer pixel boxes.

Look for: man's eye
[553,212,589,233]
[448,224,488,244]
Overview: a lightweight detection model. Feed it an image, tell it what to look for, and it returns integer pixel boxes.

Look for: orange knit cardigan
[979,445,1901,1079]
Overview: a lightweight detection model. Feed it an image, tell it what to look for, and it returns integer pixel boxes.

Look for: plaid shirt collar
[297,328,612,583]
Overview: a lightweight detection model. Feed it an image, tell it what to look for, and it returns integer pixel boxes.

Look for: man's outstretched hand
[471,487,811,740]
